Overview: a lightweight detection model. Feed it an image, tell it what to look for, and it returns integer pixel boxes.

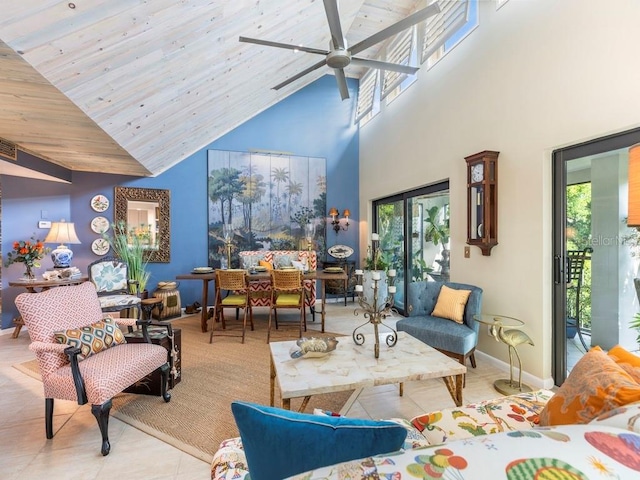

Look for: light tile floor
[0,300,509,479]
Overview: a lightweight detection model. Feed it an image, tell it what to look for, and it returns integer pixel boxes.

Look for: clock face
[471,163,484,183]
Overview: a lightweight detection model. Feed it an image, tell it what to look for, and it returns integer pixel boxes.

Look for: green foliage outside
[566,183,592,330]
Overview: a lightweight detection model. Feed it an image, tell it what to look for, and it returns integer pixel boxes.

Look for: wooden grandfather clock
[465,150,499,256]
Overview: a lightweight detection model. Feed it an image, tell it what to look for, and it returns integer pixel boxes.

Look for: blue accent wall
[0,75,359,330]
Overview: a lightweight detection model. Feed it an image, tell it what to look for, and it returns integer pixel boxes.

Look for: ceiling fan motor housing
[327,48,351,69]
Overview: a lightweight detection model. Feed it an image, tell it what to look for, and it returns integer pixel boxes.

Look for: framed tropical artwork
[207,150,327,268]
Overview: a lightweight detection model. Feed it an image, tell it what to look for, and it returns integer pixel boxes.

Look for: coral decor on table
[4,235,50,279]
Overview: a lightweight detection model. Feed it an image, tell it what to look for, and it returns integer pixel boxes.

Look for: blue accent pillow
[231,401,407,480]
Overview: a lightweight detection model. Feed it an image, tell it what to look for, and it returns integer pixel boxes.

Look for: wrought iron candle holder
[353,268,398,358]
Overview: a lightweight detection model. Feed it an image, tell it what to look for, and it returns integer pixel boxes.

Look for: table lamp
[44,219,81,268]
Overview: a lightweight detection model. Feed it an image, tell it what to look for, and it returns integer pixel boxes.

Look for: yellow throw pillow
[431,285,471,324]
[539,346,640,426]
[259,260,273,271]
[608,344,640,383]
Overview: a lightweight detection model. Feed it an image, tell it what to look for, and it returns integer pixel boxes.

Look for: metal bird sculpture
[489,323,534,391]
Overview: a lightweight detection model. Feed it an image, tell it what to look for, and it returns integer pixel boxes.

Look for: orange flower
[19,247,28,255]
[12,241,19,249]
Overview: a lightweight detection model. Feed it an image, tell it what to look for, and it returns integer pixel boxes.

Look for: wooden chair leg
[160,363,171,402]
[469,352,477,368]
[91,400,112,456]
[45,398,54,439]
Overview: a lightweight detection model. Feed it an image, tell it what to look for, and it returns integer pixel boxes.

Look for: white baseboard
[475,350,556,390]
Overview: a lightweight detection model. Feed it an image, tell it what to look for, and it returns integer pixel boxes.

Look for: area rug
[13,313,355,463]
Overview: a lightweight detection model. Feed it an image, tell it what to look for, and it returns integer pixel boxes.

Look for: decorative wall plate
[327,244,354,259]
[91,216,110,234]
[91,194,109,212]
[91,238,110,255]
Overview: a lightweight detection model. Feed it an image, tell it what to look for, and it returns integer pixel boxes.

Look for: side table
[9,276,89,338]
[124,324,181,394]
[141,297,164,320]
[474,314,534,395]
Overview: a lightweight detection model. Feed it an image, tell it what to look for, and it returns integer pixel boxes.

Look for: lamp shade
[44,220,81,268]
[629,144,640,227]
[328,207,339,217]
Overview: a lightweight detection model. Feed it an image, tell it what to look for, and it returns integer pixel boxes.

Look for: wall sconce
[628,144,640,227]
[328,207,350,233]
[44,219,81,268]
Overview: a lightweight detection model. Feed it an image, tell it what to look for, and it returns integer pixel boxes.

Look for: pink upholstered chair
[15,281,171,456]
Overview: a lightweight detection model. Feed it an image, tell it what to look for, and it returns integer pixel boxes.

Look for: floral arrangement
[4,235,50,277]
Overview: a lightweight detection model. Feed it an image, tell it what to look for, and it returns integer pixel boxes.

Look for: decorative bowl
[289,337,339,359]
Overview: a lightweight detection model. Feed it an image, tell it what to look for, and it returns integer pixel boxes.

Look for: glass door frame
[372,180,450,316]
[552,127,640,385]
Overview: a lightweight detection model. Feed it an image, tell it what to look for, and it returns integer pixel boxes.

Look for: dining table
[176,269,348,333]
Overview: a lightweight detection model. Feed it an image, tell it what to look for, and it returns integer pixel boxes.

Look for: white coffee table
[269,331,467,411]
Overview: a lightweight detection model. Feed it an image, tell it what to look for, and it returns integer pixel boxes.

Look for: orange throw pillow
[608,344,640,383]
[539,346,640,426]
[259,260,273,271]
[431,285,471,324]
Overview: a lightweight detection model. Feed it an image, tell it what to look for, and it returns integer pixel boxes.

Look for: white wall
[358,0,640,386]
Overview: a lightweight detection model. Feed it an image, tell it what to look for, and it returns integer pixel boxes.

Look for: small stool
[141,297,164,320]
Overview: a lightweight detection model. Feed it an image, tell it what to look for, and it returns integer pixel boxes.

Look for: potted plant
[424,205,450,279]
[106,221,151,295]
[630,313,640,347]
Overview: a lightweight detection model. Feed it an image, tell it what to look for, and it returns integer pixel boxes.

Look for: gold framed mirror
[114,186,170,262]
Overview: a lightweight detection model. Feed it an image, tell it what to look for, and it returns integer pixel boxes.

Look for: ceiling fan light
[327,49,351,69]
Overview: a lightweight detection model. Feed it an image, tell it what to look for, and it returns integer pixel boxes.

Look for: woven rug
[13,313,355,463]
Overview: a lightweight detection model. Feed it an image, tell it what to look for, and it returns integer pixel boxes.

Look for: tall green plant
[424,205,450,248]
[106,221,150,294]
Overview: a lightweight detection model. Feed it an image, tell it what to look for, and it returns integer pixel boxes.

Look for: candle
[388,285,396,293]
[355,269,363,276]
[388,269,396,277]
[371,233,379,241]
[372,271,381,280]
[355,285,363,292]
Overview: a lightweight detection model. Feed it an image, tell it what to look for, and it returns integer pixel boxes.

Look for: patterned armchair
[88,256,142,318]
[239,251,317,320]
[14,282,171,455]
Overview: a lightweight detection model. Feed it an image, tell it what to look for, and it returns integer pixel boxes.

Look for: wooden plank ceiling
[0,0,420,177]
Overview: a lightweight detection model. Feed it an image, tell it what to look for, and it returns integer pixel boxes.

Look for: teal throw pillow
[231,401,407,480]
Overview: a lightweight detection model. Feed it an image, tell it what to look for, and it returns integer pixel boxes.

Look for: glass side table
[474,314,534,395]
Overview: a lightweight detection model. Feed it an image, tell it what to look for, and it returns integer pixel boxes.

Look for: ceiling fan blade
[349,2,441,56]
[323,0,346,50]
[239,36,328,56]
[335,68,350,100]
[351,57,419,75]
[273,58,328,91]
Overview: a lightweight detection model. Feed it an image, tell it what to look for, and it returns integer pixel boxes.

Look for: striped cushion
[431,285,471,324]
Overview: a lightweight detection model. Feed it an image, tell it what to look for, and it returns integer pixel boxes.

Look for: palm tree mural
[271,167,289,221]
[208,167,244,223]
[207,150,326,258]
[239,167,266,230]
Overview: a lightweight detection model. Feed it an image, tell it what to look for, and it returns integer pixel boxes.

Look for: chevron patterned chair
[15,281,171,456]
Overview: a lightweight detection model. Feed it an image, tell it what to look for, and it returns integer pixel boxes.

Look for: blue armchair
[396,281,483,369]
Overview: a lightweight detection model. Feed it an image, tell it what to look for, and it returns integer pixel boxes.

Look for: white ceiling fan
[239,0,441,100]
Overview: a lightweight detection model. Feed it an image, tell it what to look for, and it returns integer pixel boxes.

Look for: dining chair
[267,269,306,343]
[210,269,254,343]
[88,256,142,318]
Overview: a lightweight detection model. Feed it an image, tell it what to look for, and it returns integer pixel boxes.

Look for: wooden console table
[9,276,89,338]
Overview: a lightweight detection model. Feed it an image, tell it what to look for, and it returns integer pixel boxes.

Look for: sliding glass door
[373,181,449,315]
[552,127,640,385]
